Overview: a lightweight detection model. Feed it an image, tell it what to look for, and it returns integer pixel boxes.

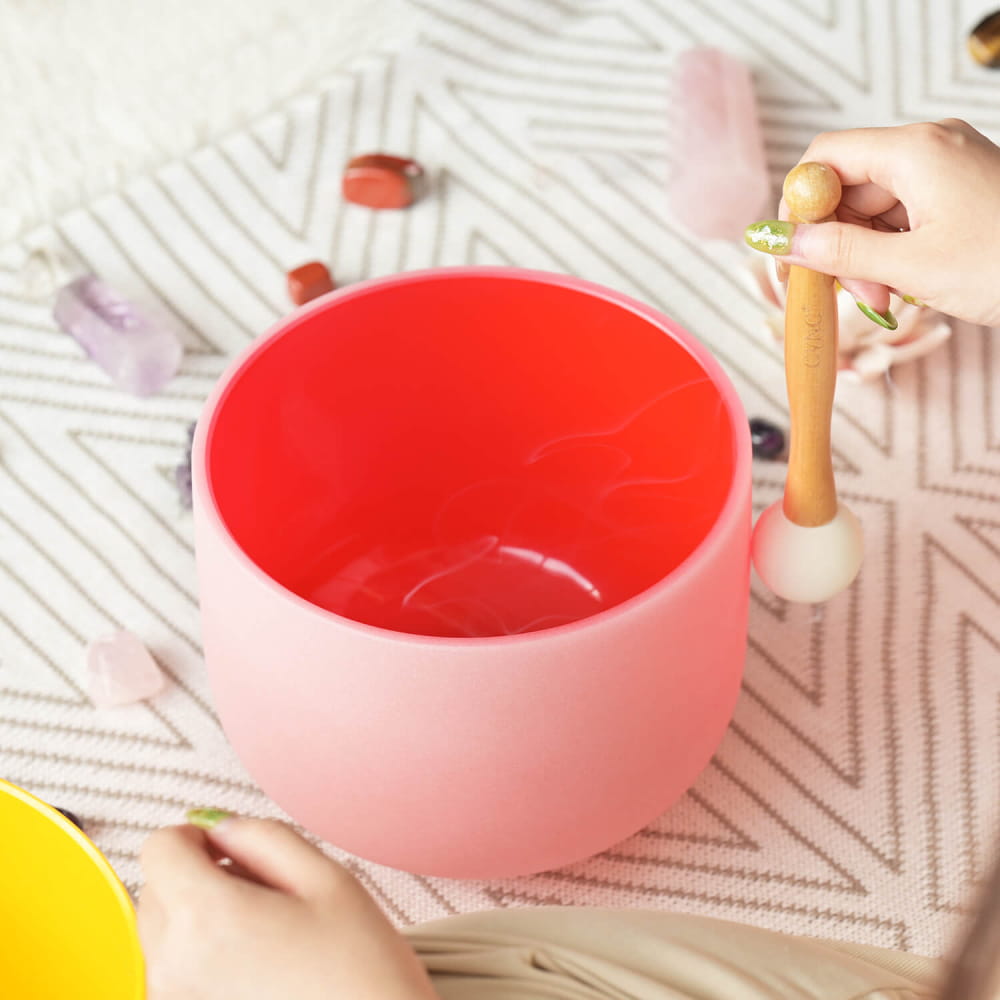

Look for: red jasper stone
[342,153,425,209]
[287,261,335,306]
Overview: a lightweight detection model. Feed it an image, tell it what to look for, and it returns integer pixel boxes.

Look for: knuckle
[912,120,966,151]
[824,224,856,274]
[912,121,947,143]
[937,116,973,134]
[801,130,835,161]
[311,856,363,901]
[331,857,361,886]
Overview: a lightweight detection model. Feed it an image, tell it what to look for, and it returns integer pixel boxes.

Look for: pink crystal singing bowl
[193,268,751,878]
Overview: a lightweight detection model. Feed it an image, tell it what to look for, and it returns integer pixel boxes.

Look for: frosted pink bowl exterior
[193,267,751,878]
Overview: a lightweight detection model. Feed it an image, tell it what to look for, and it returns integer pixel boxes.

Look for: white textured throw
[2,0,1000,961]
[0,0,407,239]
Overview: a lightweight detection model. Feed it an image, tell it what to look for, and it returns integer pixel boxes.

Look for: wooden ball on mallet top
[751,162,863,603]
[782,161,842,222]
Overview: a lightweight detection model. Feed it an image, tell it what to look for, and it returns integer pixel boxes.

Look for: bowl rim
[0,778,145,997]
[193,265,751,647]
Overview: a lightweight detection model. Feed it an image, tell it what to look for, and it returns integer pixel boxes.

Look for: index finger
[795,125,915,190]
[141,824,226,897]
[779,182,901,224]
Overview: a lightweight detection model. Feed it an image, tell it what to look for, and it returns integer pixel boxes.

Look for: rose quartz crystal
[668,47,770,242]
[86,630,166,708]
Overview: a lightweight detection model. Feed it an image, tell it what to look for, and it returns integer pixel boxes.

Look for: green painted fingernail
[901,294,926,307]
[744,220,795,255]
[187,808,231,829]
[855,300,898,330]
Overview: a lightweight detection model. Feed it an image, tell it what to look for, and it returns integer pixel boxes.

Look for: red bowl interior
[207,272,735,637]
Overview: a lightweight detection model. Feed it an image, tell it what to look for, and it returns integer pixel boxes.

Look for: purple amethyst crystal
[53,275,183,396]
[55,807,85,831]
[174,462,193,510]
[749,417,786,460]
[175,422,196,509]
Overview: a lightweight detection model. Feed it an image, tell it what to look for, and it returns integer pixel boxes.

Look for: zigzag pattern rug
[2,0,999,957]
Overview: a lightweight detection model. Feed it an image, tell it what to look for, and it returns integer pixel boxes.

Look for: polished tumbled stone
[342,153,425,209]
[287,261,335,306]
[969,10,1000,67]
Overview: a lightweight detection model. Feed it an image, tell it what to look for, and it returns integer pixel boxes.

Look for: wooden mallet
[751,162,863,603]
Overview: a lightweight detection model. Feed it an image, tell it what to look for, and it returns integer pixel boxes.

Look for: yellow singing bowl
[0,779,145,999]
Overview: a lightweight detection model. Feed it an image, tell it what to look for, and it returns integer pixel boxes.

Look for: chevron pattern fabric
[2,0,999,959]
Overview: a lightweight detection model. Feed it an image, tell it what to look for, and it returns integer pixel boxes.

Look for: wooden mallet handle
[751,162,863,603]
[781,162,842,527]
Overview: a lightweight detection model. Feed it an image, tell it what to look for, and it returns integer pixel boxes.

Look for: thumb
[784,221,918,291]
[191,812,355,900]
